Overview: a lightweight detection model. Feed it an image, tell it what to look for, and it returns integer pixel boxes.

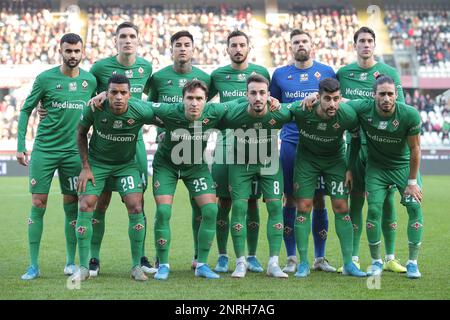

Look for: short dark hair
[373,74,395,93]
[171,31,194,46]
[290,29,311,40]
[353,26,376,44]
[247,73,269,90]
[60,33,83,46]
[182,80,208,98]
[319,78,340,95]
[107,74,130,90]
[227,30,249,46]
[116,21,139,36]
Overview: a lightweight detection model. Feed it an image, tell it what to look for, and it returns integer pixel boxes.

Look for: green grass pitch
[0,176,448,300]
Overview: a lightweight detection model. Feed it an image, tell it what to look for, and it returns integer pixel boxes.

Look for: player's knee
[96,192,112,211]
[312,193,326,209]
[367,202,383,221]
[405,203,422,219]
[266,200,282,218]
[200,203,218,223]
[78,195,97,212]
[296,199,313,213]
[156,204,172,223]
[127,203,143,214]
[218,197,231,210]
[232,199,247,219]
[248,198,258,210]
[332,199,348,214]
[32,194,48,208]
[284,195,296,207]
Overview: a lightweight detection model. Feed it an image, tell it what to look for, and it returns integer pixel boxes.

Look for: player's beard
[294,50,310,62]
[64,57,81,69]
[231,53,248,65]
[377,100,394,114]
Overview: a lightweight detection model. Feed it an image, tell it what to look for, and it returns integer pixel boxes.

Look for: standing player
[269,29,336,272]
[209,30,271,273]
[148,30,211,269]
[151,80,238,280]
[290,78,366,277]
[73,74,156,281]
[336,26,406,273]
[88,22,154,276]
[220,74,292,278]
[346,75,423,279]
[17,33,97,280]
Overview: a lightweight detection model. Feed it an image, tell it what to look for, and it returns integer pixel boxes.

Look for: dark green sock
[367,203,383,260]
[141,210,147,258]
[382,192,397,256]
[63,202,78,265]
[246,205,260,256]
[294,211,311,263]
[335,212,354,265]
[28,206,45,267]
[128,213,145,268]
[90,209,105,261]
[266,201,283,256]
[197,203,218,263]
[349,194,364,257]
[76,211,93,269]
[154,204,172,264]
[216,202,230,255]
[190,197,201,258]
[230,200,247,258]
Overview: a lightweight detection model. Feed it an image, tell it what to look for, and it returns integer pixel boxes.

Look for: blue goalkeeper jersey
[269,61,336,143]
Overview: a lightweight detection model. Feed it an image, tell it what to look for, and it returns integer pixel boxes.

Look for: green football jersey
[79,97,155,165]
[337,61,404,144]
[152,101,235,168]
[219,101,292,164]
[17,66,97,153]
[210,63,271,154]
[291,102,359,160]
[147,65,212,103]
[89,56,152,99]
[347,99,421,169]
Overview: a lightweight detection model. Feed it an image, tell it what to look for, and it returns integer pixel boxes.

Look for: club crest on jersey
[178,79,187,88]
[300,73,308,81]
[269,119,276,126]
[77,226,87,236]
[157,238,167,246]
[333,123,341,130]
[359,72,368,81]
[273,223,283,230]
[138,67,144,74]
[411,222,423,231]
[113,120,123,129]
[69,82,77,91]
[127,119,135,126]
[254,122,263,129]
[317,123,327,131]
[314,71,321,80]
[373,71,380,79]
[82,80,88,88]
[233,223,243,232]
[56,84,62,90]
[125,70,133,78]
[202,118,209,125]
[378,121,388,130]
[30,178,37,186]
[237,74,246,81]
[392,119,399,127]
[134,224,144,231]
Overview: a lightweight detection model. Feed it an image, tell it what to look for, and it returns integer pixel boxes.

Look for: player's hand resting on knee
[77,167,96,193]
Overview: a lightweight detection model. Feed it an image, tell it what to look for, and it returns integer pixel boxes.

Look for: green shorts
[29,150,81,195]
[228,162,283,201]
[103,138,148,193]
[80,158,143,197]
[366,163,422,206]
[152,154,215,197]
[212,163,261,199]
[294,156,348,199]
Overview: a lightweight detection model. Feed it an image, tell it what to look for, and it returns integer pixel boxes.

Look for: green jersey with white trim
[347,99,421,169]
[219,101,292,164]
[290,102,359,160]
[148,65,211,103]
[79,97,155,165]
[17,66,97,153]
